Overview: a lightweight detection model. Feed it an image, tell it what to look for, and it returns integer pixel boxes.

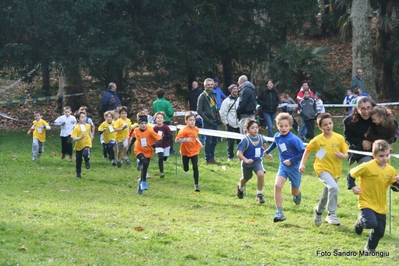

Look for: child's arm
[237,150,253,164]
[175,128,192,143]
[127,137,136,155]
[264,142,276,160]
[53,117,65,126]
[334,151,348,160]
[71,127,85,141]
[90,122,95,139]
[27,125,34,135]
[298,149,311,174]
[42,121,51,130]
[391,176,399,192]
[175,137,193,143]
[196,137,203,149]
[347,172,362,195]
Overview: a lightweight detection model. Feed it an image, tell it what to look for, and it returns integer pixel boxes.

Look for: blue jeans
[204,122,218,162]
[263,112,276,138]
[358,208,386,250]
[227,125,240,159]
[299,122,307,136]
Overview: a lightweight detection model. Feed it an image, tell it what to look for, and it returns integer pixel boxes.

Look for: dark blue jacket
[237,81,256,118]
[101,89,121,113]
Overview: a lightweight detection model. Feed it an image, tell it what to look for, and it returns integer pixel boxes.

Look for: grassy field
[0,122,399,265]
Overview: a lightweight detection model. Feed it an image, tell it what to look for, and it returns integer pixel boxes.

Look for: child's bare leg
[256,170,264,191]
[274,176,287,208]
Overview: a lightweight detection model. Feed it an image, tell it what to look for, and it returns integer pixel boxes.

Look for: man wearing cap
[213,77,227,109]
[219,84,240,162]
[101,82,122,113]
[236,75,257,134]
[197,78,222,164]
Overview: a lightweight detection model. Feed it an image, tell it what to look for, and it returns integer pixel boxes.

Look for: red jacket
[296,88,315,104]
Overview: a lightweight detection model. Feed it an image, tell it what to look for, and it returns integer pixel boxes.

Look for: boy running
[236,119,268,204]
[348,139,399,252]
[265,113,305,222]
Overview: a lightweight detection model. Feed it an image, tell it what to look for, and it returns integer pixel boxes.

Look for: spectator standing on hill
[257,79,280,138]
[351,69,366,92]
[101,82,121,113]
[219,84,240,162]
[197,78,222,164]
[212,77,227,109]
[236,75,257,134]
[188,81,202,111]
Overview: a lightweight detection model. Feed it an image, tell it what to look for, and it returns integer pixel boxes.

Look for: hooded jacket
[236,81,256,118]
[219,95,239,128]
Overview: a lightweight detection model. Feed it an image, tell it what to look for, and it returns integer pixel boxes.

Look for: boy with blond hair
[265,113,305,222]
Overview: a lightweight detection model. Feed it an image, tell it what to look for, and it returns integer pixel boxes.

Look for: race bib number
[316,148,327,160]
[140,138,148,147]
[80,124,86,132]
[279,143,287,152]
[255,147,261,158]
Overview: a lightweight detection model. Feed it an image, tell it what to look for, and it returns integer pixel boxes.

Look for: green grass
[1,124,399,265]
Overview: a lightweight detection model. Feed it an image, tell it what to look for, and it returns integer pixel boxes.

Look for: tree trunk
[41,60,50,96]
[56,63,85,113]
[221,56,233,94]
[351,0,376,99]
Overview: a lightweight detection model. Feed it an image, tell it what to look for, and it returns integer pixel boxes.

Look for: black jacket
[257,88,279,113]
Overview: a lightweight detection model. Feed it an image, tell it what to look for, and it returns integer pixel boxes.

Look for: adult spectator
[188,81,202,111]
[213,77,227,109]
[351,69,366,92]
[257,79,279,137]
[343,97,377,165]
[296,80,315,140]
[236,75,257,134]
[101,82,121,113]
[152,88,175,125]
[197,78,222,164]
[219,84,240,162]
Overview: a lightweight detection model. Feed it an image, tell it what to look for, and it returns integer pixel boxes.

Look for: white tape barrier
[173,124,399,159]
[279,102,399,109]
[173,101,399,118]
[0,64,40,94]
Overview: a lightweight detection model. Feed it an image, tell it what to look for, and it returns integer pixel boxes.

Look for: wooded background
[1,0,399,111]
